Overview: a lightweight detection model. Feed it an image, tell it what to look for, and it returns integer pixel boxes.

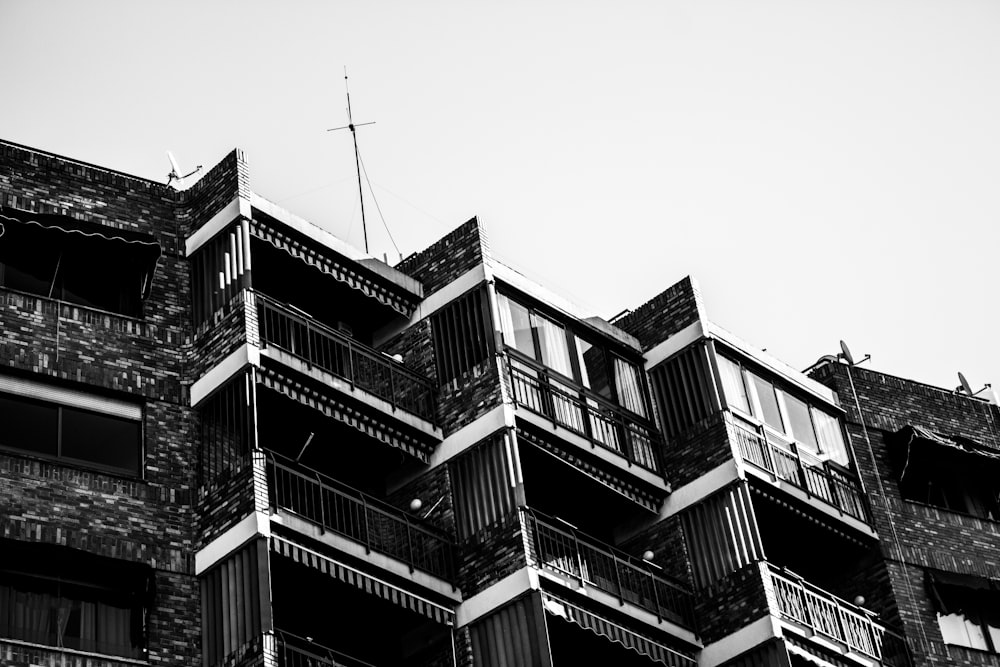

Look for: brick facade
[812,362,1000,667]
[0,139,200,665]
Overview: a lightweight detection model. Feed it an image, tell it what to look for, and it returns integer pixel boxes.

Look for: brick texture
[614,276,705,352]
[811,362,1000,667]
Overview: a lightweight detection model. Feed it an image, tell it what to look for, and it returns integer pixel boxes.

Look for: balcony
[274,631,377,667]
[507,356,662,472]
[265,450,455,582]
[733,419,868,522]
[766,564,911,666]
[257,293,436,423]
[523,508,695,630]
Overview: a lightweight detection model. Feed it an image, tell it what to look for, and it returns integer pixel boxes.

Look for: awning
[250,218,418,317]
[270,535,454,625]
[890,425,1000,474]
[782,635,854,667]
[0,208,162,299]
[258,367,437,462]
[516,426,662,512]
[541,591,696,666]
[926,569,998,615]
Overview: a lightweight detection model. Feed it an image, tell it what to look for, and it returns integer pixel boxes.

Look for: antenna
[166,151,203,189]
[838,340,871,366]
[327,68,376,253]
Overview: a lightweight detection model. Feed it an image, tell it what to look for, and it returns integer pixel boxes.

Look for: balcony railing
[766,564,911,666]
[523,508,695,629]
[265,450,455,582]
[506,355,662,472]
[274,631,378,667]
[732,419,868,522]
[256,293,436,422]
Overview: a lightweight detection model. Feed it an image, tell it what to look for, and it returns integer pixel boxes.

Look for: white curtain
[613,358,647,418]
[533,314,572,377]
[813,410,849,465]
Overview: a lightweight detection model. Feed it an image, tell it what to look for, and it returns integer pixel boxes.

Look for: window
[0,209,160,318]
[0,538,153,659]
[892,426,1000,521]
[929,571,1000,653]
[0,382,142,476]
[496,292,650,418]
[718,354,849,466]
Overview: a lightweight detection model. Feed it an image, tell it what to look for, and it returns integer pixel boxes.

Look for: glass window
[62,408,141,474]
[575,338,612,400]
[0,571,142,658]
[497,295,536,359]
[533,313,572,378]
[613,357,648,418]
[813,409,849,465]
[783,393,819,454]
[0,390,141,476]
[717,355,750,414]
[749,373,784,433]
[0,394,58,457]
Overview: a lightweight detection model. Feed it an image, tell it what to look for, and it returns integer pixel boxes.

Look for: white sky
[2,0,997,394]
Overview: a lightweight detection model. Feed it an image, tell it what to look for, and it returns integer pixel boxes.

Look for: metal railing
[274,631,378,667]
[766,564,911,666]
[506,356,662,472]
[265,450,455,581]
[523,509,694,629]
[732,420,868,522]
[256,293,436,422]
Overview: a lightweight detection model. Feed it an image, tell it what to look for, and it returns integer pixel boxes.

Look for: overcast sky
[2,0,997,395]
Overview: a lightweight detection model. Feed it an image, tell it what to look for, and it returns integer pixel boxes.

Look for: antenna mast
[328,68,376,253]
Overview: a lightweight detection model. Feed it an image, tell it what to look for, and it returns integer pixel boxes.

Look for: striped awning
[516,427,662,513]
[258,367,436,462]
[270,535,454,625]
[250,218,418,317]
[783,634,855,667]
[541,592,696,666]
[0,208,162,299]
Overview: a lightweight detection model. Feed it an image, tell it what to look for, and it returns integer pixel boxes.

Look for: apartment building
[0,138,995,667]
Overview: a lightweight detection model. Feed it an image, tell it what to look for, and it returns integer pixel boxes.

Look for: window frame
[496,290,652,419]
[0,387,144,479]
[716,353,852,468]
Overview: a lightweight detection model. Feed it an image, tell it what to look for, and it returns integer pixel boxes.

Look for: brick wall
[665,410,736,490]
[695,562,770,645]
[618,513,695,589]
[178,148,248,238]
[387,464,456,538]
[396,217,487,297]
[811,362,1000,667]
[437,361,505,436]
[379,317,438,383]
[0,140,200,666]
[458,512,528,597]
[614,276,705,352]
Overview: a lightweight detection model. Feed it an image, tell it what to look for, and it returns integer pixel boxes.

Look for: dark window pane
[61,408,140,474]
[576,338,611,399]
[750,373,784,432]
[0,394,58,457]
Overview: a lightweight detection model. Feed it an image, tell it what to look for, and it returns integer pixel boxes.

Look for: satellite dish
[958,372,974,396]
[839,340,856,366]
[165,150,203,189]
